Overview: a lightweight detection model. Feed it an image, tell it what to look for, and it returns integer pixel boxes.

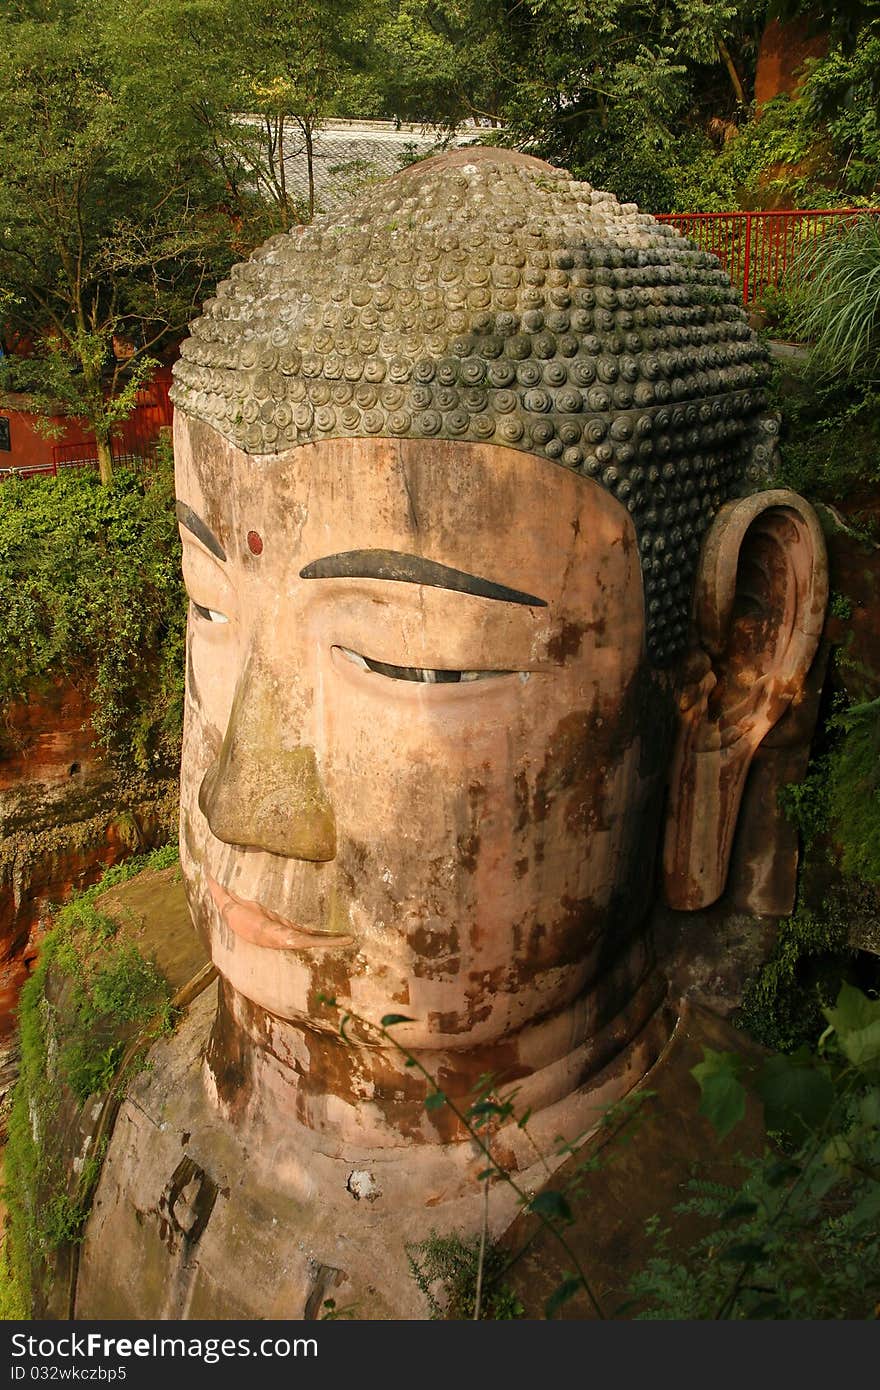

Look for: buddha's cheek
[329,687,650,1037]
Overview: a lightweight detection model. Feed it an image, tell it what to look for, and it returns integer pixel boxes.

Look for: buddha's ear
[663,489,828,911]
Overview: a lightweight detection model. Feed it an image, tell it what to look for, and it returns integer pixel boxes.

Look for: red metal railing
[656,208,880,305]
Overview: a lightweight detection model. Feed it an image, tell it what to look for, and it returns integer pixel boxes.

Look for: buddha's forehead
[171,148,778,662]
[175,415,642,621]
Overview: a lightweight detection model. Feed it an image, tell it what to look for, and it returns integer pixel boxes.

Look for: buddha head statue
[169,149,826,1161]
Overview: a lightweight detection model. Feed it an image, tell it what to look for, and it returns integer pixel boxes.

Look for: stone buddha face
[171,149,827,1112]
[175,416,667,1053]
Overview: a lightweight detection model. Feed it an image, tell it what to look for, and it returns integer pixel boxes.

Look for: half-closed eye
[192,600,229,624]
[337,647,512,683]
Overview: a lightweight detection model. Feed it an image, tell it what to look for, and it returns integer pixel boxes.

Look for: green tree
[370,1,772,209]
[117,0,386,231]
[0,0,234,483]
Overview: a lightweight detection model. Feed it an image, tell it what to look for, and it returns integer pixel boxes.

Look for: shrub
[631,984,880,1320]
[0,455,186,772]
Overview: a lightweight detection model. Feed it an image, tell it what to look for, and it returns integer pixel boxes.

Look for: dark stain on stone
[514,857,529,879]
[456,831,480,873]
[157,1154,219,1253]
[409,920,460,966]
[337,838,369,897]
[532,708,599,824]
[514,770,530,833]
[205,978,254,1117]
[546,620,587,663]
[306,950,355,1024]
[186,639,200,710]
[304,1263,345,1320]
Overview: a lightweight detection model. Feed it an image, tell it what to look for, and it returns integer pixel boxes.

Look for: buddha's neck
[203,941,668,1170]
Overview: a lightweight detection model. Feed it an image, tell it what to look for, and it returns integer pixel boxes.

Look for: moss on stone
[1,845,180,1314]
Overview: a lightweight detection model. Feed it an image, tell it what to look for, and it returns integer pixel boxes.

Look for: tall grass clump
[792,215,880,380]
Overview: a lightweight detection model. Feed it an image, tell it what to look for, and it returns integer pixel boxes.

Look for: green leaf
[843,1020,880,1069]
[719,1242,767,1266]
[764,1158,801,1188]
[467,1098,514,1128]
[469,1099,508,1116]
[823,984,880,1068]
[528,1190,573,1224]
[691,1048,747,1138]
[749,1298,784,1318]
[545,1275,583,1319]
[755,1049,835,1139]
[380,1014,414,1028]
[850,1184,880,1229]
[424,1090,447,1112]
[721,1197,759,1222]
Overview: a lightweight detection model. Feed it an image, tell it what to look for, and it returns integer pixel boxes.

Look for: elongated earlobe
[663,489,828,911]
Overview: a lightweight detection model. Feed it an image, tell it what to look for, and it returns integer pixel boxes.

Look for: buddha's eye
[337,646,512,683]
[192,600,229,625]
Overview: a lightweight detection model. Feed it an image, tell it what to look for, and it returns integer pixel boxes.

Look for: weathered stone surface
[76,985,667,1320]
[28,866,210,1320]
[0,681,177,1039]
[94,866,208,993]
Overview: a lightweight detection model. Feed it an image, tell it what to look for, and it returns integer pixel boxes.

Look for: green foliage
[752,282,802,338]
[778,753,833,853]
[779,696,880,885]
[800,18,880,195]
[759,687,880,1057]
[407,1232,524,1319]
[1,846,178,1313]
[769,364,880,508]
[737,893,854,1052]
[829,590,854,620]
[830,697,880,881]
[0,0,236,466]
[105,0,387,230]
[0,461,186,771]
[692,1048,748,1137]
[375,4,880,212]
[631,982,880,1318]
[791,216,880,380]
[0,1239,28,1322]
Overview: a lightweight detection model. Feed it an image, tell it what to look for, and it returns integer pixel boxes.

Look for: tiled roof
[279,119,484,213]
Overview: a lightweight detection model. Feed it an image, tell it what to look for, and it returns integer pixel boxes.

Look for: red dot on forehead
[247,530,263,556]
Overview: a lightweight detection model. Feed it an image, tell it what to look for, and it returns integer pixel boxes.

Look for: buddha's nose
[197,655,336,861]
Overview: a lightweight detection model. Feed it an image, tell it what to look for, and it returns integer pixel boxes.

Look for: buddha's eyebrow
[299,549,547,607]
[175,501,227,562]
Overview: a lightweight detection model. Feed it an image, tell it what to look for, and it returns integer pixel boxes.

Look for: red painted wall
[0,367,173,474]
[0,393,94,473]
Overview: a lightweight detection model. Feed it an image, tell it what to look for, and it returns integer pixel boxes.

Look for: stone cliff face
[0,680,177,1045]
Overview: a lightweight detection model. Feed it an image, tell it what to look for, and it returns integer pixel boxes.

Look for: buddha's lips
[208,877,352,951]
